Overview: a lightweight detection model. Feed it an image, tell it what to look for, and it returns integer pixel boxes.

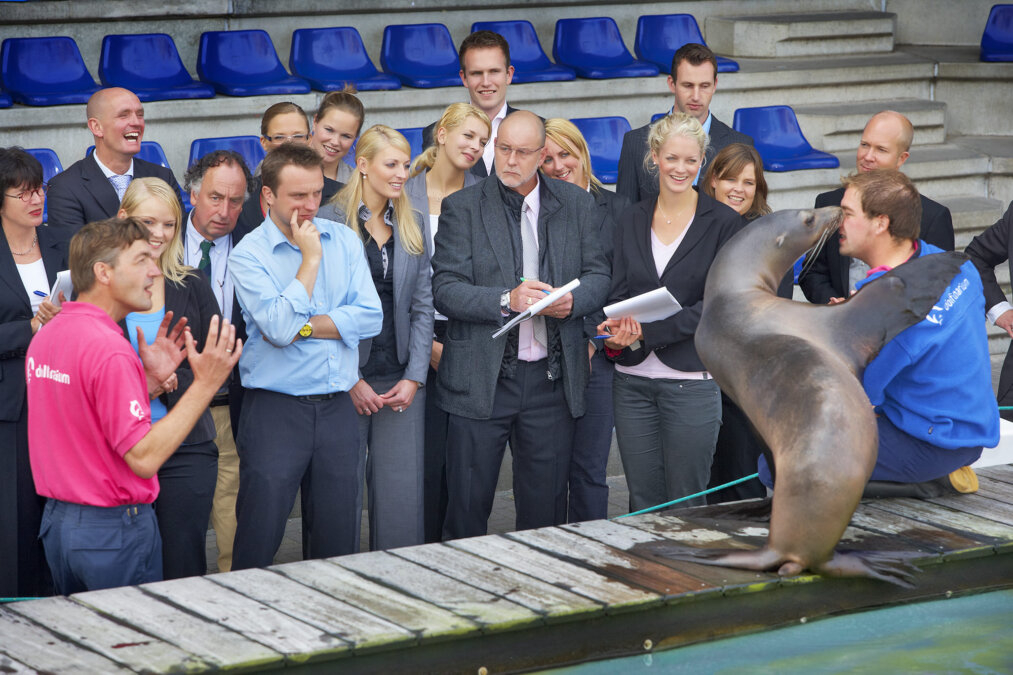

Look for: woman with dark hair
[311,86,365,189]
[702,143,770,221]
[540,118,630,523]
[118,177,221,579]
[0,147,68,596]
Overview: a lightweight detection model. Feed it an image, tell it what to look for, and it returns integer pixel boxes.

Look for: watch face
[299,324,313,337]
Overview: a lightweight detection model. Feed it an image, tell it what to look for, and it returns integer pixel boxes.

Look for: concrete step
[944,196,1004,249]
[793,99,946,153]
[706,11,896,58]
[988,325,1009,357]
[951,136,1013,203]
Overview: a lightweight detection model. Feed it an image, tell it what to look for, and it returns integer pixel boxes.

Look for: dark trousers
[232,389,362,570]
[423,362,450,543]
[568,352,614,522]
[40,500,161,595]
[707,393,767,504]
[443,360,574,540]
[154,440,218,579]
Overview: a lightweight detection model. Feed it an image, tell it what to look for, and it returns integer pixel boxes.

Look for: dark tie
[198,239,214,277]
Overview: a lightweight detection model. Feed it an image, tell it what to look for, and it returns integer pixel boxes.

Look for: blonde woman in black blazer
[599,113,743,512]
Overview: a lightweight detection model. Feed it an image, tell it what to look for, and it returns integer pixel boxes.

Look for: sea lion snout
[808,206,843,234]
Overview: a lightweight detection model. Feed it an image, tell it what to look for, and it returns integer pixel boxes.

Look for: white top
[16,258,48,312]
[184,213,234,321]
[429,214,447,322]
[483,102,509,175]
[616,217,710,380]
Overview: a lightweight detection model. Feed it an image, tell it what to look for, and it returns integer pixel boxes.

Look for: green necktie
[198,239,214,277]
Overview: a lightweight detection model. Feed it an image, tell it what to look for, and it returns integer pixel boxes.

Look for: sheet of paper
[604,287,682,323]
[49,269,73,306]
[492,278,581,339]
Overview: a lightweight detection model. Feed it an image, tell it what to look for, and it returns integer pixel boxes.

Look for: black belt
[210,392,230,407]
[296,392,338,402]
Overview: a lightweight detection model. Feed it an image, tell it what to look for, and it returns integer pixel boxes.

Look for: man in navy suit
[47,87,182,232]
[423,31,519,178]
[616,43,752,204]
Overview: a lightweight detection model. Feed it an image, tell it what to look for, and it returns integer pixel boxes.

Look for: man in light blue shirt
[229,143,381,568]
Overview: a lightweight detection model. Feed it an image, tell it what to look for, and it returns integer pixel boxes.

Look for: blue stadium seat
[25,148,63,223]
[634,14,740,73]
[981,4,1013,61]
[100,33,215,102]
[569,116,632,184]
[290,27,401,91]
[381,24,462,88]
[553,18,660,79]
[189,136,265,178]
[197,30,310,96]
[651,111,668,123]
[0,90,10,108]
[733,106,839,172]
[396,127,425,160]
[1,37,100,106]
[470,20,576,83]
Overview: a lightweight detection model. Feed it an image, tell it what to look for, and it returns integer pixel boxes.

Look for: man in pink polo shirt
[26,217,240,594]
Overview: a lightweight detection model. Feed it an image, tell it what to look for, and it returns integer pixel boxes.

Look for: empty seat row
[0,14,738,106]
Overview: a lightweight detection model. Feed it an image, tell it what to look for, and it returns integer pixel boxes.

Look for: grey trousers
[613,371,722,511]
[358,375,425,551]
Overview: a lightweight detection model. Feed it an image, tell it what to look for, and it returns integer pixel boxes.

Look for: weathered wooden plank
[976,475,1013,505]
[924,491,1013,527]
[142,576,348,663]
[277,559,479,641]
[10,595,209,672]
[508,527,711,598]
[850,503,985,552]
[566,519,776,589]
[867,498,1013,541]
[617,513,757,549]
[0,652,34,673]
[978,464,1013,485]
[449,536,661,611]
[0,607,133,674]
[337,552,540,633]
[74,585,280,670]
[210,568,416,653]
[393,544,605,622]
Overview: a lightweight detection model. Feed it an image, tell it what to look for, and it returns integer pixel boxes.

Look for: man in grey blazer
[47,87,182,232]
[616,43,752,204]
[431,111,610,539]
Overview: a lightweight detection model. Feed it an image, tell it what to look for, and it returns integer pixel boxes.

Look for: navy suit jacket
[47,153,181,232]
[616,113,753,205]
[800,187,955,304]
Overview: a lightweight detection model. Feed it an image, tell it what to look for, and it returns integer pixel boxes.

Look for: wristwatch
[500,290,512,315]
[299,322,313,338]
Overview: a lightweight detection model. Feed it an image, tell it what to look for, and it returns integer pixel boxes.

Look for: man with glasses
[431,111,610,539]
[47,88,182,232]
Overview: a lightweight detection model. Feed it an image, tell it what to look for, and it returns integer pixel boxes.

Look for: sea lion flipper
[829,251,969,373]
[817,551,921,588]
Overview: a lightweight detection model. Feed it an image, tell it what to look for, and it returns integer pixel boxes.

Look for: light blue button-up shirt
[229,214,382,396]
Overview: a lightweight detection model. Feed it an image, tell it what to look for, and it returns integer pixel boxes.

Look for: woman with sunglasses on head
[118,177,222,579]
[540,118,630,523]
[0,147,68,597]
[319,125,434,551]
[599,112,742,513]
[404,102,490,542]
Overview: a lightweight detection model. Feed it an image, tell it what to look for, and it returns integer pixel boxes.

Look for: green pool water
[542,588,1013,674]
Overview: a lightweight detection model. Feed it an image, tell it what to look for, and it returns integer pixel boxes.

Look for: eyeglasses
[263,134,309,143]
[494,144,544,159]
[4,185,47,202]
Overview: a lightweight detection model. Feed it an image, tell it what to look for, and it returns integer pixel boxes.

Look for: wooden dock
[2,465,1012,674]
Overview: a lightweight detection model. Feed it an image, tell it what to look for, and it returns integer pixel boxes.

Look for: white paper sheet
[603,287,682,323]
[492,278,581,339]
[49,269,73,306]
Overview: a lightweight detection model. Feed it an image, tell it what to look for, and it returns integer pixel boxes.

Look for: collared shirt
[517,176,548,362]
[93,153,135,182]
[694,112,714,187]
[483,102,509,175]
[184,213,235,321]
[229,213,382,396]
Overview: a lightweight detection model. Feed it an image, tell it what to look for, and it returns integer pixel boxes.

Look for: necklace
[9,233,38,256]
[656,201,688,226]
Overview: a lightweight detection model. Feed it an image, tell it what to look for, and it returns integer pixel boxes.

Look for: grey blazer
[317,202,434,384]
[430,176,611,420]
[404,169,482,259]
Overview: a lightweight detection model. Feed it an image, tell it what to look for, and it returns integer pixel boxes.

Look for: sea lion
[658,207,967,585]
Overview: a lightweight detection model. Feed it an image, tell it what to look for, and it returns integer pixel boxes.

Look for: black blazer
[607,192,743,371]
[615,113,753,205]
[800,187,955,304]
[0,227,68,421]
[422,104,520,178]
[119,273,220,445]
[586,186,631,342]
[47,153,182,233]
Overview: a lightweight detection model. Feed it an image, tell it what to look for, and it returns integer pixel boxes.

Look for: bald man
[800,111,954,304]
[47,87,182,232]
[431,111,610,539]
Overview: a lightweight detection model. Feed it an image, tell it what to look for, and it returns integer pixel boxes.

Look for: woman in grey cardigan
[403,103,491,543]
[319,125,433,551]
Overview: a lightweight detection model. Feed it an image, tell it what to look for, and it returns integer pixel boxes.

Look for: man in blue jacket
[840,169,998,491]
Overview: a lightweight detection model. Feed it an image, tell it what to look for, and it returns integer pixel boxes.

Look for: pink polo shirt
[26,302,157,506]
